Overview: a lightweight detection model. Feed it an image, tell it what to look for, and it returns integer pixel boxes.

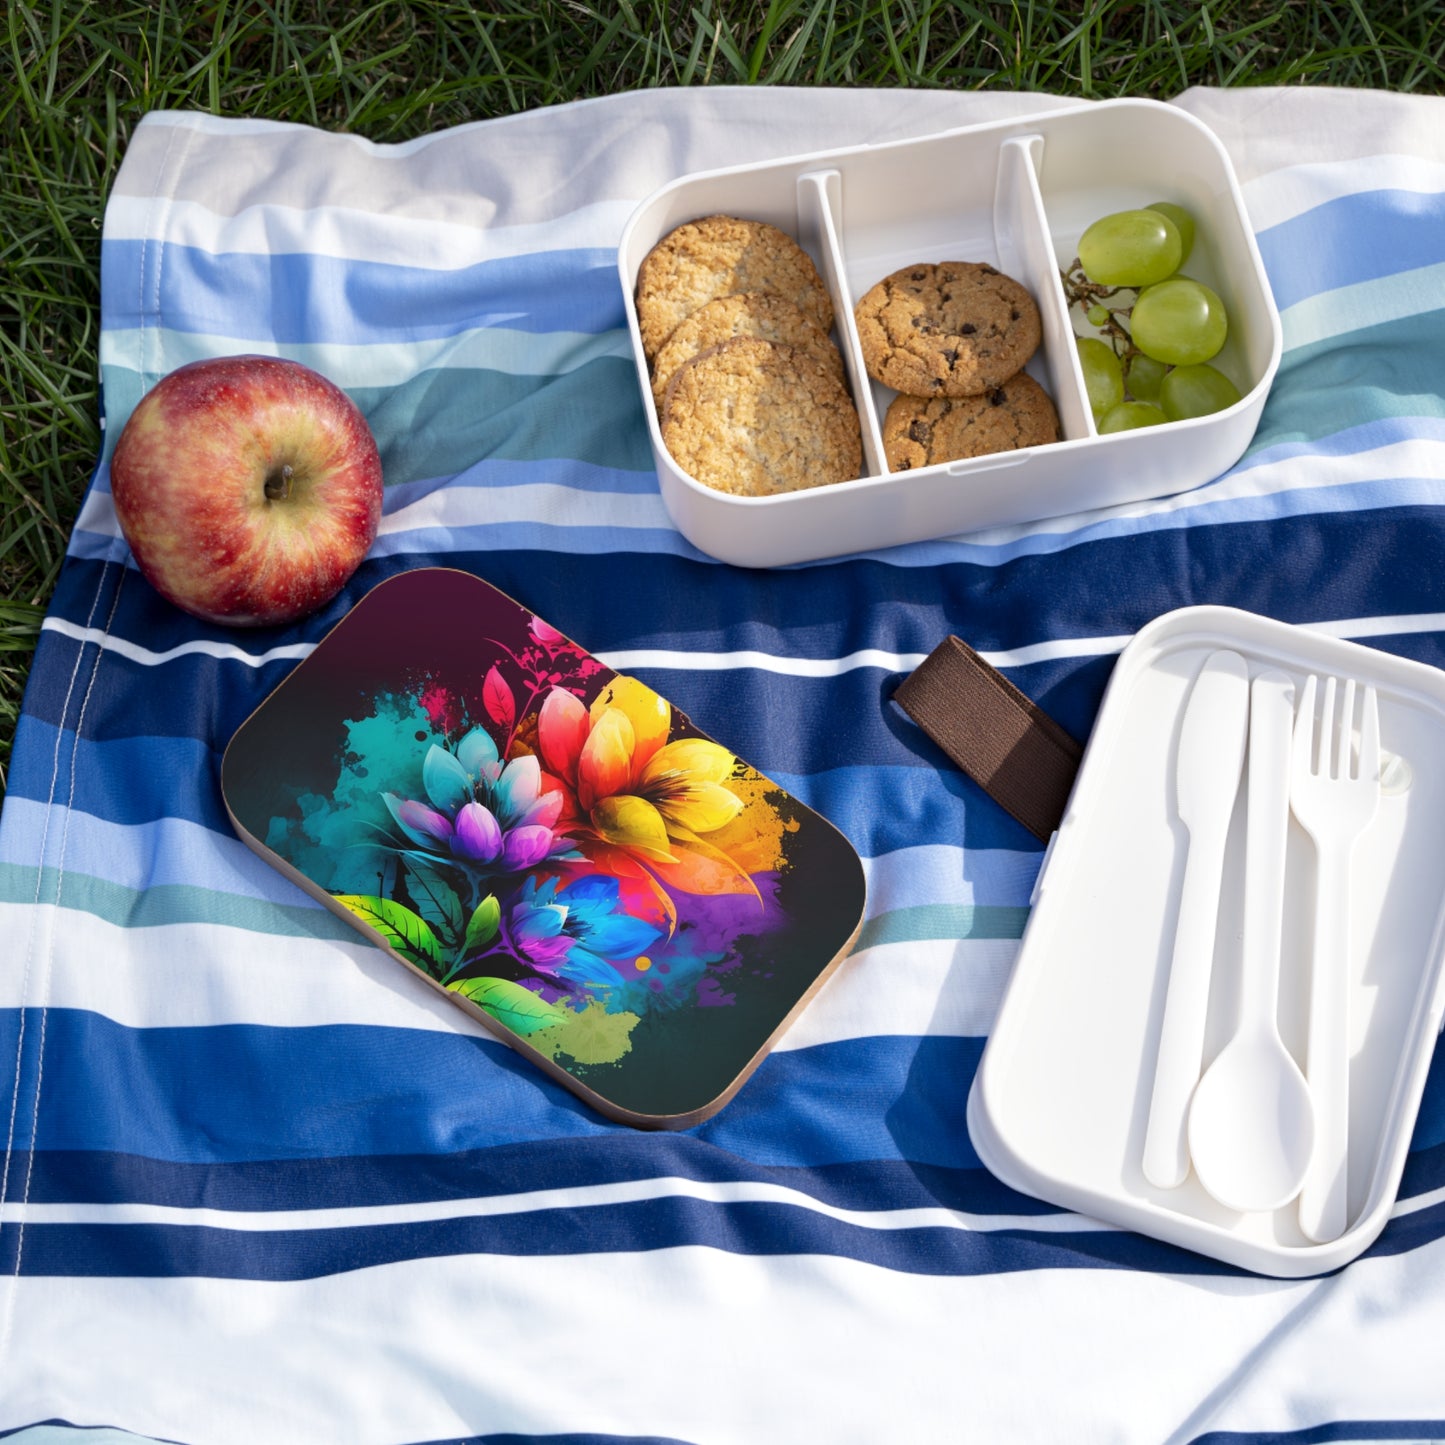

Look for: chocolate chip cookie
[854,262,1041,397]
[882,373,1059,471]
[650,291,844,410]
[636,216,835,361]
[660,336,861,497]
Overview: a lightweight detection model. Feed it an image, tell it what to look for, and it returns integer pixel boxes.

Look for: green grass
[3,0,1443,798]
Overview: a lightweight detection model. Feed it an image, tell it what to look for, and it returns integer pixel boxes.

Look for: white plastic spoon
[1188,668,1316,1213]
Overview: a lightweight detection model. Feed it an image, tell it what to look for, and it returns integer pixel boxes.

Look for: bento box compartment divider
[796,168,886,479]
[993,134,1093,446]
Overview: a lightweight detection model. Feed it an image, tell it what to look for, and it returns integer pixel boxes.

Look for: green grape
[1098,401,1168,433]
[1077,337,1124,419]
[1146,202,1196,264]
[1077,209,1183,288]
[1125,353,1168,403]
[1130,277,1228,366]
[1086,304,1111,327]
[1160,363,1242,420]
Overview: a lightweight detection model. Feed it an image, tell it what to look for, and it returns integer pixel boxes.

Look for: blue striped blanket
[3,86,1444,1443]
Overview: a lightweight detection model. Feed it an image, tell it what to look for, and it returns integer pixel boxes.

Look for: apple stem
[264,463,294,502]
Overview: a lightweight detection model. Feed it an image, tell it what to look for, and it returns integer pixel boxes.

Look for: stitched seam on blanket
[0,114,191,1382]
[0,568,116,1377]
[141,118,195,385]
[0,640,85,1220]
[4,569,129,1299]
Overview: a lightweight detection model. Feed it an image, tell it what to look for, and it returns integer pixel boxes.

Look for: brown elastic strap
[893,635,1083,843]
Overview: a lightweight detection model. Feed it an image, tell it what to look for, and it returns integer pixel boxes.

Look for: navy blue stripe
[0,1427,186,1445]
[1358,1195,1445,1265]
[420,1436,696,1445]
[384,459,665,503]
[6,719,231,832]
[22,1134,1429,1229]
[40,550,395,666]
[14,601,1103,799]
[42,508,1445,698]
[7,632,1060,848]
[52,607,1445,803]
[21,631,318,745]
[1415,1046,1445,1154]
[1401,1137,1445,1195]
[1191,1422,1445,1445]
[21,523,1445,821]
[0,1198,1239,1281]
[11,625,952,770]
[100,240,625,342]
[0,1426,686,1445]
[427,1437,695,1445]
[16,1145,1053,1217]
[0,1010,987,1172]
[7,1191,1440,1285]
[1256,186,1445,311]
[24,497,1445,844]
[421,1436,695,1445]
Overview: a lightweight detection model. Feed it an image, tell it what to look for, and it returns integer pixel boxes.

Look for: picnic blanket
[3,84,1445,1444]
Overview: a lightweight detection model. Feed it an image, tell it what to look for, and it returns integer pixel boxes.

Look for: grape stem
[1061,258,1139,363]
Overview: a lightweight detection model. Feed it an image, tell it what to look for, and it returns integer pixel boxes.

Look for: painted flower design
[319,618,789,1054]
[535,676,755,910]
[382,725,576,876]
[507,874,663,994]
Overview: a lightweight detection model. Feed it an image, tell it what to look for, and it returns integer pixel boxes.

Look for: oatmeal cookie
[636,215,835,360]
[660,336,861,497]
[854,261,1041,397]
[882,373,1059,470]
[650,291,844,410]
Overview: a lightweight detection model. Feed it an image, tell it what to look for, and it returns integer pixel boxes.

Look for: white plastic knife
[1142,649,1252,1189]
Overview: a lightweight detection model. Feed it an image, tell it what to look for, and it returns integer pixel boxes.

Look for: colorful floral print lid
[221,567,866,1128]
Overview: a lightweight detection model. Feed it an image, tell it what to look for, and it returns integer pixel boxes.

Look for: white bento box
[968,608,1445,1277]
[617,98,1282,568]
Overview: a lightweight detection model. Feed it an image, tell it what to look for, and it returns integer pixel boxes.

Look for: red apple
[110,354,384,627]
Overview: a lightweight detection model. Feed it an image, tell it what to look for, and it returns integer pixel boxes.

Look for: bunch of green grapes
[1064,203,1241,433]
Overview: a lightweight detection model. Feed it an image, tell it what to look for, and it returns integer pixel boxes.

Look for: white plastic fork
[1290,674,1381,1243]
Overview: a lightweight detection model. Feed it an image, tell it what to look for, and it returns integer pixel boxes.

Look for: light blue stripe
[0,858,1026,947]
[369,474,1445,566]
[854,904,1029,948]
[0,797,316,902]
[382,458,666,505]
[368,522,704,561]
[1242,413,1445,468]
[0,797,1041,919]
[100,321,635,389]
[0,862,349,940]
[100,238,624,343]
[72,466,1445,576]
[72,434,1445,577]
[6,717,1045,857]
[88,323,1445,574]
[1255,185,1445,311]
[835,416,1445,570]
[861,845,1040,910]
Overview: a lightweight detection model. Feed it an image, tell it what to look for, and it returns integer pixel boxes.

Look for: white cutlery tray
[617,99,1282,567]
[967,606,1445,1276]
